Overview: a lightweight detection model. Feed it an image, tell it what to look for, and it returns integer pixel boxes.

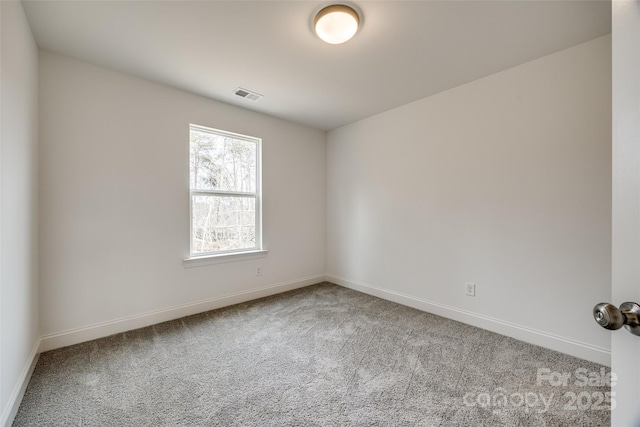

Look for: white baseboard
[0,339,40,427]
[327,274,611,367]
[39,275,326,353]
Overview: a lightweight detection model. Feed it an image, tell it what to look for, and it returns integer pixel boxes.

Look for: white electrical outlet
[465,282,476,297]
[256,267,262,276]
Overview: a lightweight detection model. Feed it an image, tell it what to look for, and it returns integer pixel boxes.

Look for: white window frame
[185,124,265,265]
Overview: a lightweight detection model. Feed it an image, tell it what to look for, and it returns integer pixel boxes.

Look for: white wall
[0,1,40,425]
[327,36,612,364]
[38,51,326,349]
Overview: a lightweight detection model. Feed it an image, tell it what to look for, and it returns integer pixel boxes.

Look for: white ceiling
[22,0,611,131]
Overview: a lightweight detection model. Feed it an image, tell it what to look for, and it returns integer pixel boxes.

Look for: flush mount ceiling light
[314,4,360,45]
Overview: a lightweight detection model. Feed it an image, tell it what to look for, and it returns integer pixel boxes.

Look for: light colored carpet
[14,282,610,426]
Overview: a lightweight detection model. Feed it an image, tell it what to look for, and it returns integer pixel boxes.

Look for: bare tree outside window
[189,125,261,255]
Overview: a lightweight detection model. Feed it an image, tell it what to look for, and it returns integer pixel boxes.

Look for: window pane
[190,129,257,193]
[191,195,256,253]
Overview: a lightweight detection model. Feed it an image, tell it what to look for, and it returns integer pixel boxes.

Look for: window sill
[183,249,268,268]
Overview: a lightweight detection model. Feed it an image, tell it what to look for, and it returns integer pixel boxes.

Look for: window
[189,124,262,257]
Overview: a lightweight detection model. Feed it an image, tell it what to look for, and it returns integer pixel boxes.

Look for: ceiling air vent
[234,87,263,101]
